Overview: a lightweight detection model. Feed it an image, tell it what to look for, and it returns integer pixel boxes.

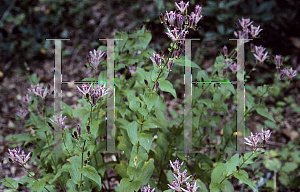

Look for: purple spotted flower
[49,114,67,130]
[88,49,106,69]
[253,45,269,63]
[141,184,156,192]
[175,0,189,14]
[274,55,284,69]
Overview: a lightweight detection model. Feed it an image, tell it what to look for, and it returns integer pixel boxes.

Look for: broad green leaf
[233,170,257,191]
[64,131,74,152]
[278,171,289,185]
[69,156,81,185]
[157,79,177,99]
[137,158,155,185]
[139,33,151,50]
[0,178,18,189]
[211,163,225,183]
[263,158,281,171]
[78,165,102,189]
[173,58,200,69]
[62,102,73,119]
[256,106,275,122]
[127,121,139,146]
[32,179,46,192]
[282,162,297,173]
[143,89,158,108]
[225,153,240,177]
[138,133,153,153]
[115,31,128,51]
[209,182,223,192]
[129,101,140,112]
[114,161,129,178]
[66,179,78,191]
[119,178,141,192]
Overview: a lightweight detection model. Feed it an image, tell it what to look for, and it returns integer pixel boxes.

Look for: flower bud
[168,61,174,72]
[259,98,262,104]
[77,125,81,137]
[86,125,90,134]
[223,45,228,57]
[87,151,90,159]
[84,160,88,165]
[222,68,227,77]
[47,122,55,130]
[225,153,228,160]
[74,131,78,139]
[159,13,164,24]
[155,81,159,91]
[250,43,255,52]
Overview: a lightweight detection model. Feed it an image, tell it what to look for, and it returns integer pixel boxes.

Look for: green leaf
[264,120,280,130]
[129,101,140,112]
[224,153,240,177]
[119,178,141,192]
[69,156,81,185]
[115,31,128,51]
[62,102,73,119]
[137,158,155,184]
[173,58,200,69]
[263,158,281,171]
[139,33,151,50]
[256,106,276,122]
[78,165,102,189]
[66,179,78,191]
[157,79,177,99]
[0,178,18,189]
[233,170,257,191]
[114,161,129,178]
[32,179,46,192]
[127,121,139,146]
[138,133,153,153]
[282,162,297,173]
[211,163,226,183]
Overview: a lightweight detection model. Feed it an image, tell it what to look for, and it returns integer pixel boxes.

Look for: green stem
[79,140,86,191]
[151,43,177,91]
[22,164,50,192]
[219,147,258,184]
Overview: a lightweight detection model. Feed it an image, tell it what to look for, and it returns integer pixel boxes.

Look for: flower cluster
[160,1,203,44]
[225,58,241,74]
[253,45,269,63]
[7,148,31,165]
[280,67,298,81]
[234,17,263,42]
[49,114,67,130]
[149,52,164,68]
[16,94,32,119]
[168,159,199,192]
[141,184,156,192]
[244,128,271,149]
[88,49,106,69]
[77,83,110,107]
[28,83,51,100]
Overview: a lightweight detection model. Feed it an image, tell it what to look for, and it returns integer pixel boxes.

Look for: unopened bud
[155,81,159,91]
[47,122,55,130]
[222,68,227,77]
[87,151,90,159]
[74,131,78,139]
[84,160,88,165]
[185,147,190,158]
[77,125,81,137]
[223,45,228,57]
[168,61,174,72]
[259,98,262,104]
[225,153,228,159]
[159,13,164,24]
[86,125,90,134]
[236,166,240,172]
[250,43,255,52]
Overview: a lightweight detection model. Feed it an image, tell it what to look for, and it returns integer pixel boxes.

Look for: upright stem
[219,147,258,184]
[79,140,86,191]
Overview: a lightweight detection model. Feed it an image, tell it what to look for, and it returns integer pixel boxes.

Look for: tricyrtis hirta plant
[2,0,299,191]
